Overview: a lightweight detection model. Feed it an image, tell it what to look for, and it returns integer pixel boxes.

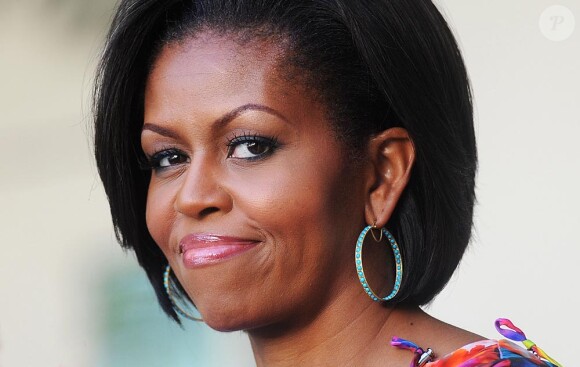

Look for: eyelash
[226,132,280,161]
[140,147,189,171]
[140,133,280,171]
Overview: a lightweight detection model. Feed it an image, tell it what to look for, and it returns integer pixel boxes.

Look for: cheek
[145,180,177,257]
[230,161,322,219]
[226,150,356,261]
[231,165,303,216]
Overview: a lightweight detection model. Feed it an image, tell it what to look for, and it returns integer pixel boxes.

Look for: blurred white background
[0,0,578,366]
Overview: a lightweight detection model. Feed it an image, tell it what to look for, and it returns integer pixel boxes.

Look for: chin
[197,297,286,333]
[194,299,247,330]
[201,310,267,333]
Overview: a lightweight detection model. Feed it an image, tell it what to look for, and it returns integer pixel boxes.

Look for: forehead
[145,32,289,113]
[142,30,335,147]
[154,32,285,74]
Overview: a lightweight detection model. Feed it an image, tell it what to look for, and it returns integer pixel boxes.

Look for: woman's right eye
[147,149,189,170]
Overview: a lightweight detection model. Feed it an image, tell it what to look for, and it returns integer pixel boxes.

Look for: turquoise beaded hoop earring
[163,265,203,322]
[355,225,403,302]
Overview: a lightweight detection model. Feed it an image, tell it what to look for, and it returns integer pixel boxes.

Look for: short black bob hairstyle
[94,0,477,322]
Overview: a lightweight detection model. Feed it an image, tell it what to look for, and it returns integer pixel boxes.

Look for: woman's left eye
[227,136,278,160]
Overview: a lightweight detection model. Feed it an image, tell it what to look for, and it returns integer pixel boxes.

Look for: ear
[364,127,415,228]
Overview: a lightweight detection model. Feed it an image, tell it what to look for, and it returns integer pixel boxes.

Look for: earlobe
[364,127,415,228]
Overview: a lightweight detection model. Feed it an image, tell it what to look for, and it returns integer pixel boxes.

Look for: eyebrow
[142,103,289,138]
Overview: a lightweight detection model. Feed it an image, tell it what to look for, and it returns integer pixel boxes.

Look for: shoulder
[391,308,485,355]
[388,311,561,367]
[427,339,558,367]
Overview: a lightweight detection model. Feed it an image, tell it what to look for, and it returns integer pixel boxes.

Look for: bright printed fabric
[425,339,557,366]
[391,319,562,367]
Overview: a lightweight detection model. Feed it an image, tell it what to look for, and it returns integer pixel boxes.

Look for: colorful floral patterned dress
[391,319,562,366]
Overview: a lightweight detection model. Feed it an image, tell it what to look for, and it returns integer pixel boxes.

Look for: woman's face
[142,32,367,331]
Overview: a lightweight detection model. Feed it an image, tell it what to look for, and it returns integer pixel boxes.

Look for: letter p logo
[540,6,575,41]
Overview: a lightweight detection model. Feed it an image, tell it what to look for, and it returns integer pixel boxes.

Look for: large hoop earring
[355,226,403,302]
[370,223,383,242]
[163,265,203,322]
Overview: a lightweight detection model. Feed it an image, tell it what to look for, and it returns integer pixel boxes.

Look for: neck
[248,287,422,367]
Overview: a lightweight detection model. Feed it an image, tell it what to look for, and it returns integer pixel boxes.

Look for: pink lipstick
[179,233,259,268]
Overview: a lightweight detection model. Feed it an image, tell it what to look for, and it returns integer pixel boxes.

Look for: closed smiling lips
[179,233,260,268]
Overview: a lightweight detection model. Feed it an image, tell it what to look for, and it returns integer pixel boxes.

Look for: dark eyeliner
[140,148,188,171]
[226,133,280,160]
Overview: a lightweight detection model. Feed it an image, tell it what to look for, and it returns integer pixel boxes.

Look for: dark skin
[141,31,483,366]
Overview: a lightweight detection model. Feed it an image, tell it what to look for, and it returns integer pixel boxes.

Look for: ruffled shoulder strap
[495,318,562,367]
[390,318,563,366]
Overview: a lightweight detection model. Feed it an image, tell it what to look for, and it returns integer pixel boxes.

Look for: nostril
[173,180,233,218]
[198,207,220,218]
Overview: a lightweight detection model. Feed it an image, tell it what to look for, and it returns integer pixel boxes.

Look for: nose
[174,154,233,220]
